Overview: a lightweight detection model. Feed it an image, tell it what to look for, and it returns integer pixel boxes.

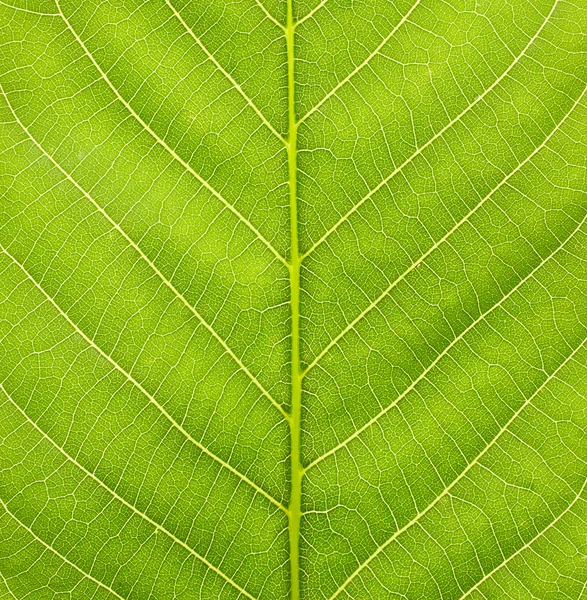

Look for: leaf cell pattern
[0,0,586,598]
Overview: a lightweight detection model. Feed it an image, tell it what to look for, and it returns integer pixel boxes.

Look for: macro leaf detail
[0,0,586,599]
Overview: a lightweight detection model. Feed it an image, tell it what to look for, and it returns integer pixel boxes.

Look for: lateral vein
[328,338,587,599]
[253,0,287,30]
[300,0,559,260]
[294,0,330,28]
[164,0,287,144]
[0,496,128,600]
[53,0,288,267]
[297,0,422,124]
[0,83,289,422]
[302,73,585,377]
[305,208,587,472]
[0,385,260,600]
[0,572,19,600]
[0,245,288,514]
[458,476,586,599]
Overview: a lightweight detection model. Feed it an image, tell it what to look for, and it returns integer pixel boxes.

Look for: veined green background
[0,0,586,598]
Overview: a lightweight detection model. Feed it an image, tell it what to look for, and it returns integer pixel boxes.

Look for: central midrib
[286,0,302,597]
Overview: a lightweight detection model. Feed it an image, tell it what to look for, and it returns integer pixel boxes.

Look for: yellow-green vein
[287,0,302,597]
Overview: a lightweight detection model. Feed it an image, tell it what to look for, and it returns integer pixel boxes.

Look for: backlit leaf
[0,0,586,598]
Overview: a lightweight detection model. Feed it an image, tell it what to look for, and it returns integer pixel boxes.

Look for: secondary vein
[0,83,288,422]
[54,0,288,268]
[0,245,287,515]
[0,384,260,600]
[164,0,287,144]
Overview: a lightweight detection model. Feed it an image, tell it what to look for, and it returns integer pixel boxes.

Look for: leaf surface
[0,0,586,598]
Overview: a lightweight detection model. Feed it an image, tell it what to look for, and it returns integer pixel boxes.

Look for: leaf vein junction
[0,83,289,423]
[0,384,261,600]
[328,337,587,599]
[54,0,288,268]
[0,245,287,514]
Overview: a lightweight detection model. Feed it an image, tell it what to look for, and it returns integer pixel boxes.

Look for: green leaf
[0,0,586,598]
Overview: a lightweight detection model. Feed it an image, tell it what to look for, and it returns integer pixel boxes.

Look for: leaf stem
[286,0,302,598]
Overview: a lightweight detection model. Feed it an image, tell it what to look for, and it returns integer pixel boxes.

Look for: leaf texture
[0,0,586,599]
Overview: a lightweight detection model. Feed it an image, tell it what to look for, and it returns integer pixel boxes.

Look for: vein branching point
[0,1,586,598]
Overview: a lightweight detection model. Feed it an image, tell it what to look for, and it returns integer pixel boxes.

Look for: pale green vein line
[52,0,288,267]
[0,572,18,600]
[164,0,287,144]
[459,479,587,599]
[0,83,288,422]
[304,208,587,473]
[0,497,127,600]
[302,73,585,378]
[0,245,288,514]
[253,0,286,30]
[328,338,587,599]
[300,0,559,260]
[294,0,330,28]
[297,0,422,124]
[0,0,58,15]
[0,384,260,600]
[286,0,302,597]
